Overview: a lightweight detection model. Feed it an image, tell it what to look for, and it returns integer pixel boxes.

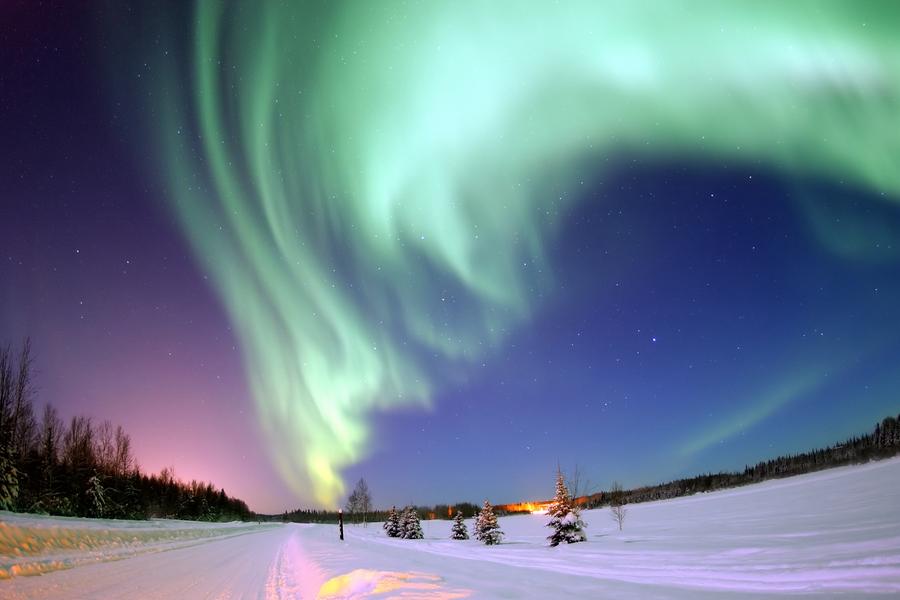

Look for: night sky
[2,2,899,513]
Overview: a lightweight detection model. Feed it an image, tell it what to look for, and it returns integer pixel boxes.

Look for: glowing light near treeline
[132,1,900,506]
[501,502,551,515]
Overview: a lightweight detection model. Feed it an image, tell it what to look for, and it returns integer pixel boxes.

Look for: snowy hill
[2,457,899,598]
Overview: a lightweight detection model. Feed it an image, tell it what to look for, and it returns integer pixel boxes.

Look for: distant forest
[278,502,483,525]
[0,341,253,521]
[569,412,900,510]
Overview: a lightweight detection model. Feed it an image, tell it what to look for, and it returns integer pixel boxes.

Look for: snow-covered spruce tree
[472,509,482,541]
[478,500,503,545]
[399,506,411,538]
[402,506,423,539]
[384,506,402,538]
[451,510,469,540]
[546,470,587,547]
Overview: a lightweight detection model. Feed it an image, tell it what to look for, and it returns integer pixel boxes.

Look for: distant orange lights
[497,491,602,515]
[499,501,551,514]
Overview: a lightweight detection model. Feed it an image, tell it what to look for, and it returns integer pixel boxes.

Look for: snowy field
[2,457,900,598]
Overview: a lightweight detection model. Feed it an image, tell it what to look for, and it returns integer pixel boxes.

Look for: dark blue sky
[350,162,900,506]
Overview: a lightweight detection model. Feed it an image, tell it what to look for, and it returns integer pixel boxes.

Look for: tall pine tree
[451,509,469,540]
[546,470,587,546]
[478,500,503,545]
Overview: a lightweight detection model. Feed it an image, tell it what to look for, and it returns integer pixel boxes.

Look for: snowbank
[0,513,275,579]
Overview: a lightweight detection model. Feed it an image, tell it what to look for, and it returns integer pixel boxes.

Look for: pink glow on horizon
[23,293,297,514]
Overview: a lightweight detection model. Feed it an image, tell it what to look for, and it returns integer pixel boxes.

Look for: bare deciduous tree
[345,488,359,521]
[40,404,62,464]
[609,481,627,531]
[63,415,95,471]
[39,404,63,495]
[1,340,36,461]
[113,425,134,477]
[159,466,176,486]
[95,420,115,473]
[345,477,372,526]
[357,478,372,527]
[564,464,596,505]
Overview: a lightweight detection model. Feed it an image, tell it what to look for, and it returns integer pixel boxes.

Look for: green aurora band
[137,1,900,506]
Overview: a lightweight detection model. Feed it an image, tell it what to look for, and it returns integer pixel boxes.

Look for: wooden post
[339,509,344,541]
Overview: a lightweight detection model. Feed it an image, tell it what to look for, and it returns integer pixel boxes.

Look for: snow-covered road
[3,457,900,598]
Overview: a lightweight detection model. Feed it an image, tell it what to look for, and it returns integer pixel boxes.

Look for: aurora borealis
[3,1,900,511]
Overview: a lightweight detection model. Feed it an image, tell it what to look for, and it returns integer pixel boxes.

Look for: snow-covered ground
[2,457,900,598]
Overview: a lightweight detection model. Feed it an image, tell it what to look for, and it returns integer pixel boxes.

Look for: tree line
[0,340,253,521]
[577,413,900,509]
[278,501,485,524]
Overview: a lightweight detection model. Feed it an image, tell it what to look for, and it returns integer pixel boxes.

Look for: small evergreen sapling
[401,506,423,539]
[472,509,482,541]
[477,500,503,545]
[546,470,587,546]
[450,509,469,540]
